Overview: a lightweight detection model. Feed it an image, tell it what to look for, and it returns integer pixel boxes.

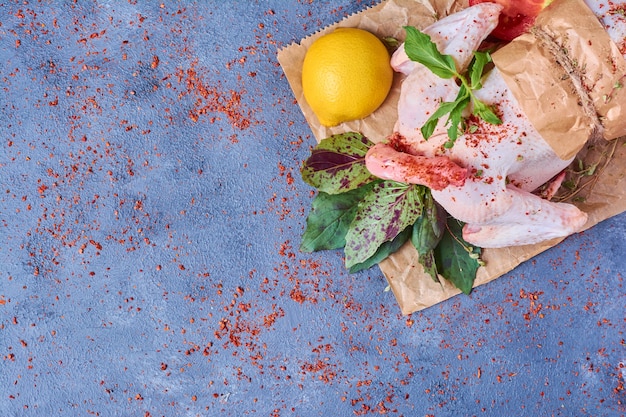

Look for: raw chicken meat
[365,3,592,248]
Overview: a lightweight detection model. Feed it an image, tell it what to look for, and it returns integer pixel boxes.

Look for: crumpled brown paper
[277,0,626,314]
[492,0,626,160]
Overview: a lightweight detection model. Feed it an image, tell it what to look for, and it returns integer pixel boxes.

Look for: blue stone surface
[0,1,624,416]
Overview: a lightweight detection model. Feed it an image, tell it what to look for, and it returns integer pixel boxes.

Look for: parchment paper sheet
[277,0,626,314]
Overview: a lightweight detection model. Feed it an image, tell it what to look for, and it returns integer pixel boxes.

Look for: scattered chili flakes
[172,60,254,129]
[519,289,544,321]
[89,239,102,250]
[300,359,337,384]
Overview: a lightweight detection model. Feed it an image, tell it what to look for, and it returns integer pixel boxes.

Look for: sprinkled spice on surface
[0,1,625,416]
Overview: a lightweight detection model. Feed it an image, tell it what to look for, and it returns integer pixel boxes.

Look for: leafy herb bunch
[299,132,481,294]
[403,26,502,147]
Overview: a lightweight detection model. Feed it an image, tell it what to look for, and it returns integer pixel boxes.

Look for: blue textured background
[0,1,624,416]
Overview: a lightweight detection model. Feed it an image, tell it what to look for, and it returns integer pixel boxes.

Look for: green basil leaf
[472,99,502,125]
[403,26,458,79]
[344,181,423,269]
[300,183,378,253]
[301,132,377,194]
[349,226,411,273]
[411,189,445,254]
[421,100,460,140]
[469,51,491,89]
[446,92,470,142]
[411,189,446,283]
[434,217,481,295]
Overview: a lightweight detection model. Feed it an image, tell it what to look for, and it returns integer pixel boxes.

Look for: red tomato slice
[469,0,552,41]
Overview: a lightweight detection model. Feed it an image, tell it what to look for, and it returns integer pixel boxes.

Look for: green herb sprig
[300,132,482,294]
[403,26,502,148]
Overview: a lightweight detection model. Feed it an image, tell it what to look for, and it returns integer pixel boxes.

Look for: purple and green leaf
[299,130,483,294]
[348,226,412,273]
[344,181,424,269]
[418,250,439,284]
[301,132,377,194]
[300,182,378,253]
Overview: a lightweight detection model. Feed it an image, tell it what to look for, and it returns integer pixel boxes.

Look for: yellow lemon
[302,27,393,127]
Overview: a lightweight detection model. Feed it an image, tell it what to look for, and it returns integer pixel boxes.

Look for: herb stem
[553,138,619,203]
[444,219,485,266]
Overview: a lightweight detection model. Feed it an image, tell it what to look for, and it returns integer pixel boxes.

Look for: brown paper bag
[277,0,626,314]
[492,0,626,160]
